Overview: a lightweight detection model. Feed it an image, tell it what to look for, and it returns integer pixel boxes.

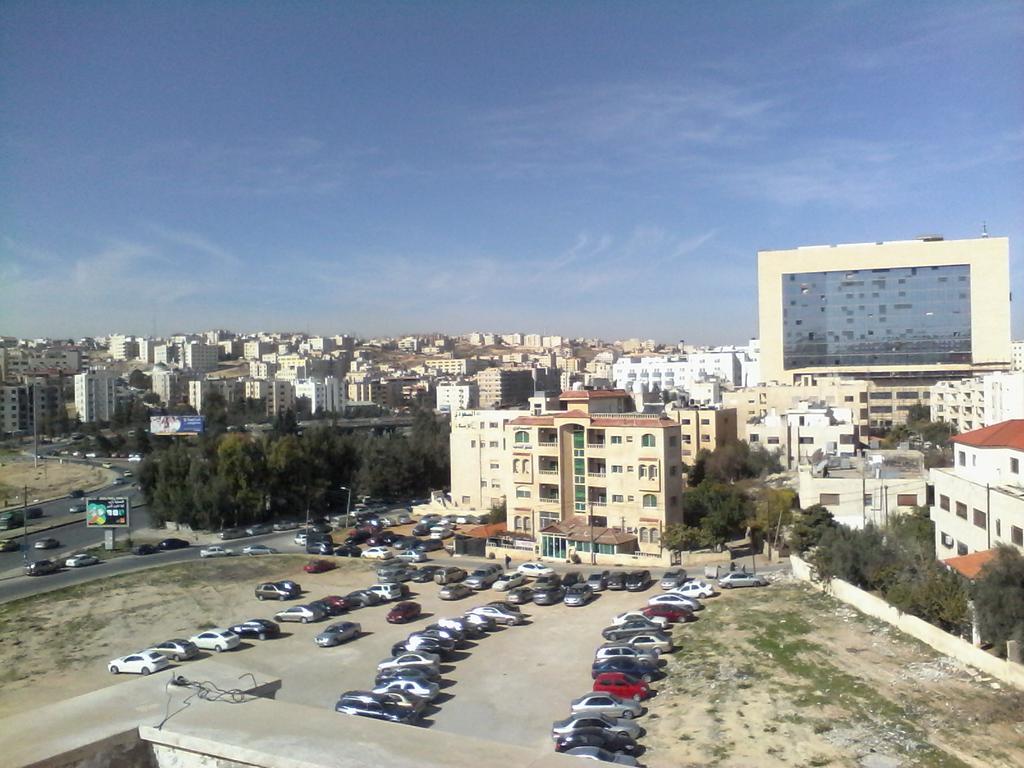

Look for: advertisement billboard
[86,498,130,528]
[150,415,205,435]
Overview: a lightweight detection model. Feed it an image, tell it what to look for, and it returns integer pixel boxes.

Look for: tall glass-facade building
[781,264,972,370]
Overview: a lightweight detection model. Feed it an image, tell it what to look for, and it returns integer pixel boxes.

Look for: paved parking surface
[216,563,672,749]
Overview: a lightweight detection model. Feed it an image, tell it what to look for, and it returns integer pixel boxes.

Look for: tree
[682,481,750,548]
[488,499,507,525]
[663,523,713,552]
[972,546,1024,655]
[789,504,837,554]
[748,487,796,547]
[128,369,151,390]
[216,434,266,527]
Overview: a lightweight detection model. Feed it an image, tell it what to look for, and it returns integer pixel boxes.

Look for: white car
[517,562,555,579]
[199,545,233,558]
[189,629,240,652]
[467,605,524,626]
[671,579,717,599]
[108,650,170,675]
[647,593,701,611]
[372,677,439,702]
[293,532,309,546]
[361,546,394,560]
[377,651,441,673]
[611,611,669,628]
[242,544,278,556]
[492,572,526,591]
[65,553,99,568]
[128,454,142,463]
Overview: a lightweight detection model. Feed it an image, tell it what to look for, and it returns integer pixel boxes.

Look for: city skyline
[2,2,1022,341]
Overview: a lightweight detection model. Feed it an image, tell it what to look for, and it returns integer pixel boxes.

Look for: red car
[386,601,422,624]
[593,671,651,701]
[304,559,337,574]
[318,594,351,613]
[643,604,692,623]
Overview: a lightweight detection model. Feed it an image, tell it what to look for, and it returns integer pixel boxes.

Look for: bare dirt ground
[0,458,112,508]
[0,560,1021,768]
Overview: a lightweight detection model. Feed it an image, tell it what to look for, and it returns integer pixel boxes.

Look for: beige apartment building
[758,237,1011,428]
[664,404,737,462]
[244,379,295,416]
[450,408,530,512]
[477,367,535,409]
[425,357,486,377]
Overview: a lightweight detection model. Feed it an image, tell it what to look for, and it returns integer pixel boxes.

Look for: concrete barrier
[790,554,1024,690]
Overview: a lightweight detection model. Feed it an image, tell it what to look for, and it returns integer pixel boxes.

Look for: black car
[133,543,158,555]
[345,530,372,546]
[334,544,362,557]
[561,571,583,588]
[532,585,566,605]
[506,586,535,605]
[368,531,400,547]
[606,571,627,591]
[24,559,59,576]
[423,623,465,645]
[157,538,190,551]
[411,565,444,583]
[591,657,653,682]
[228,619,280,640]
[411,522,432,536]
[393,637,453,659]
[602,619,667,641]
[413,539,444,552]
[374,665,441,685]
[625,570,651,592]
[306,541,334,555]
[533,573,563,590]
[69,489,85,498]
[554,728,641,755]
[345,590,382,607]
[335,695,419,724]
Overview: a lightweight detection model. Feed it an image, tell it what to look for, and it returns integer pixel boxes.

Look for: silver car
[274,604,327,624]
[718,571,769,588]
[551,713,643,741]
[570,692,644,720]
[594,644,660,668]
[315,621,362,647]
[623,632,673,654]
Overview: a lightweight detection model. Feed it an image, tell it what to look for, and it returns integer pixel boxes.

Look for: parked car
[465,564,503,590]
[433,566,467,585]
[493,571,527,591]
[274,604,327,624]
[593,671,651,702]
[108,650,170,676]
[411,522,432,536]
[244,523,273,536]
[149,638,199,662]
[334,692,420,724]
[316,621,362,647]
[429,524,453,540]
[532,584,566,605]
[361,546,394,560]
[533,573,563,590]
[571,691,644,720]
[65,553,99,568]
[199,545,233,558]
[587,571,610,591]
[563,746,640,765]
[554,729,641,757]
[613,610,668,628]
[506,586,535,605]
[517,561,555,579]
[643,604,693,624]
[659,568,689,590]
[623,631,673,654]
[25,506,44,519]
[334,544,363,557]
[33,537,60,550]
[594,644,660,669]
[551,713,643,741]
[460,612,497,632]
[24,559,59,576]
[293,532,311,546]
[157,538,190,551]
[718,571,769,589]
[468,604,524,625]
[624,570,651,592]
[242,544,278,556]
[255,581,301,601]
[672,579,718,599]
[413,538,444,552]
[377,564,415,582]
[376,651,441,674]
[591,658,653,682]
[437,616,486,639]
[306,541,335,556]
[317,595,352,614]
[411,565,444,583]
[218,528,246,540]
[486,600,522,614]
[395,548,427,563]
[564,584,595,607]
[228,619,280,640]
[603,620,668,641]
[304,558,336,574]
[374,665,441,686]
[372,677,439,702]
[345,589,382,607]
[132,543,158,555]
[606,571,627,591]
[189,629,240,652]
[421,623,465,646]
[439,583,474,601]
[368,583,408,602]
[387,601,422,624]
[647,593,700,611]
[272,519,301,531]
[399,633,454,657]
[562,571,584,588]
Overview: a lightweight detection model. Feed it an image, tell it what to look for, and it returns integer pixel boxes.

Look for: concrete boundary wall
[790,555,1024,690]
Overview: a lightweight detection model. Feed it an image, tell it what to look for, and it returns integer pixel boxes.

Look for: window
[649,465,658,479]
[488,441,499,448]
[461,496,470,504]
[669,436,678,447]
[611,436,623,444]
[1012,526,1023,546]
[749,434,759,442]
[955,501,967,519]
[514,430,529,443]
[642,494,657,508]
[958,451,966,466]
[864,494,873,505]
[670,465,678,476]
[488,422,498,429]
[767,436,780,445]
[956,541,968,556]
[1012,458,1020,474]
[973,509,986,529]
[515,488,531,498]
[627,466,634,472]
[612,494,624,503]
[639,528,649,543]
[819,493,840,505]
[701,434,710,442]
[470,440,476,448]
[940,532,954,548]
[641,434,656,447]
[650,528,660,543]
[896,494,917,507]
[940,494,950,511]
[638,465,647,478]
[798,436,814,445]
[611,465,623,474]
[700,419,710,425]
[513,516,522,530]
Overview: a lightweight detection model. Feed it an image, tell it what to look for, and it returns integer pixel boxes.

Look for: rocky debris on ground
[824,721,923,765]
[897,656,969,683]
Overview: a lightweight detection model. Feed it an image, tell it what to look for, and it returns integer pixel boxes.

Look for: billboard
[150,415,205,435]
[86,497,130,528]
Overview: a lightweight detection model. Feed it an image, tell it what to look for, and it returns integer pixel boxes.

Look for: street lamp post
[339,485,352,521]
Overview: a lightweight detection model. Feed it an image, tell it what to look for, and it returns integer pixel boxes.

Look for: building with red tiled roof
[929,419,1024,560]
[941,549,999,580]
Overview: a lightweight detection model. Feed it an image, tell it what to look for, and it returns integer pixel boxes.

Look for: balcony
[586,443,605,450]
[538,440,558,448]
[586,472,606,478]
[538,469,558,476]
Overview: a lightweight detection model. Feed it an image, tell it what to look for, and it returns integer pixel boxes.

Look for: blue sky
[2,1,1022,343]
